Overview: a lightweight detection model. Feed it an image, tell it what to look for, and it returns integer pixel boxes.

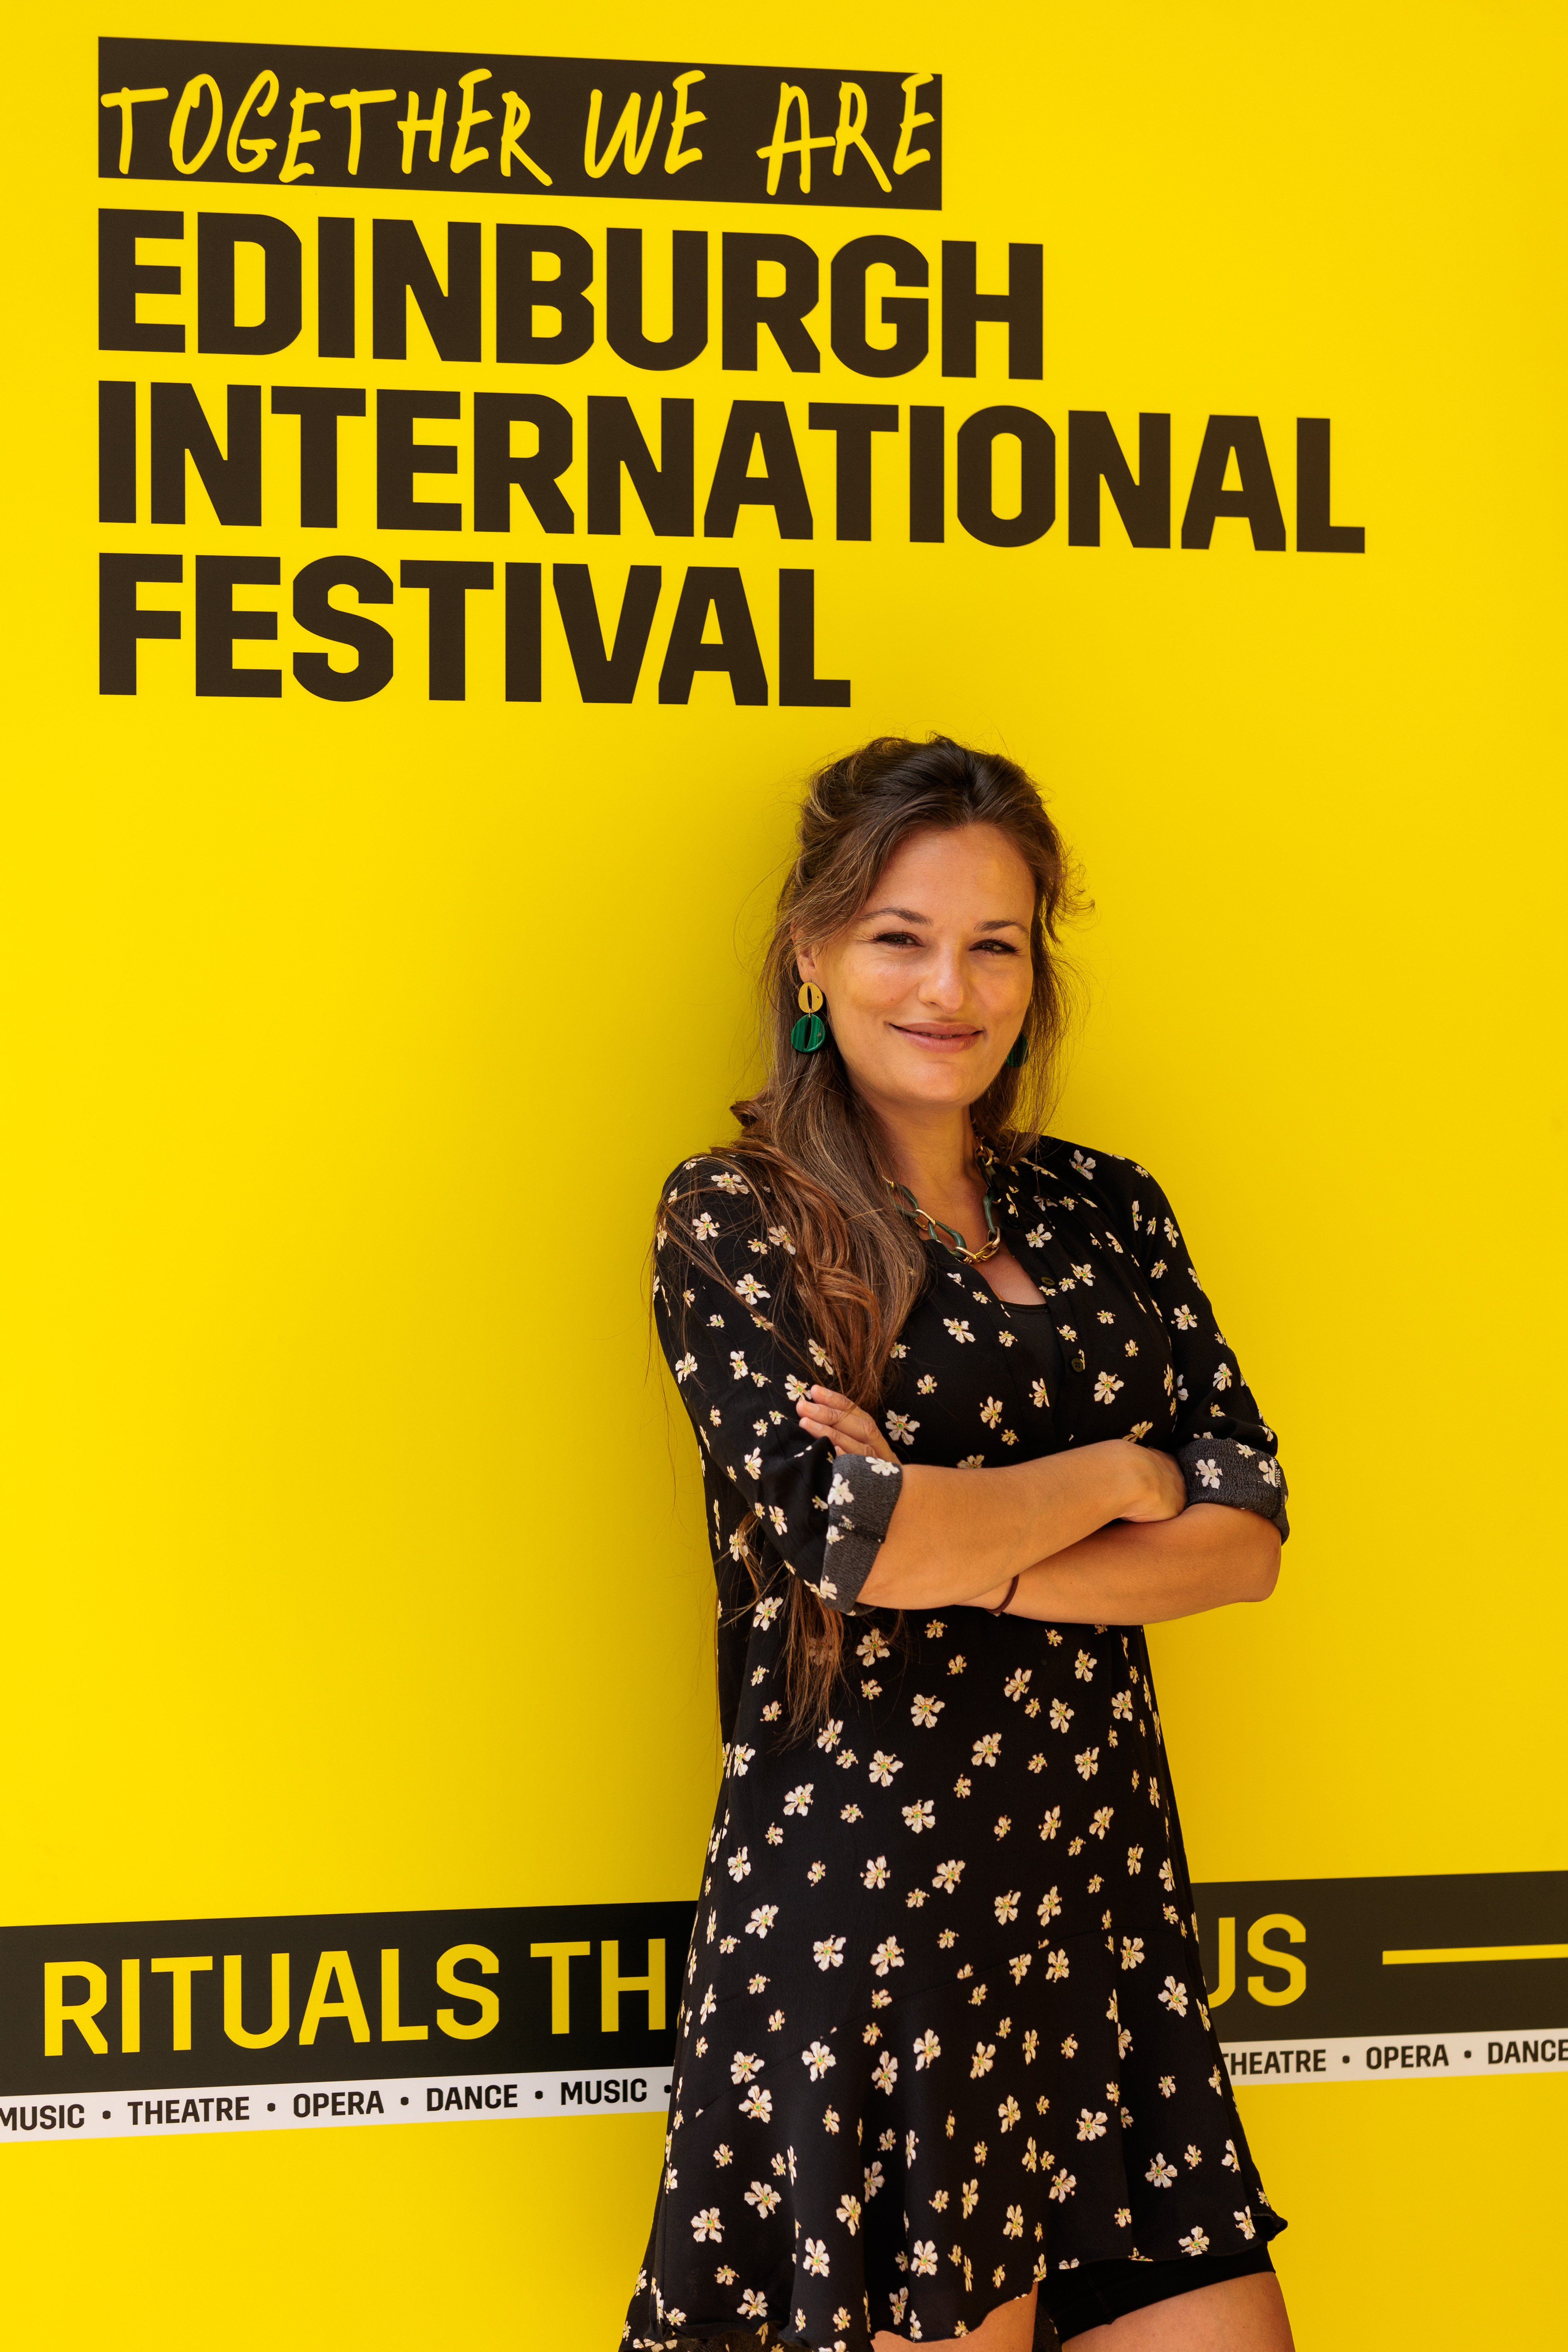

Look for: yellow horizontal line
[1381,1943,1568,1966]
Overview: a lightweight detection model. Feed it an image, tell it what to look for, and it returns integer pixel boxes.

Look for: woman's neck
[872,1102,981,1212]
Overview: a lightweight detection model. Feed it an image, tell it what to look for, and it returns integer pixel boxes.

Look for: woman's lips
[892,1024,984,1052]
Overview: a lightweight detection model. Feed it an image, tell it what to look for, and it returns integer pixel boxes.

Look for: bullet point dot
[401,2096,409,2106]
[102,2110,111,2119]
[267,2102,276,2112]
[534,2089,544,2100]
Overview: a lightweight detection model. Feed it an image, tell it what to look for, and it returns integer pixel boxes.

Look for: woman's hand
[1119,1445,1187,1523]
[795,1384,900,1465]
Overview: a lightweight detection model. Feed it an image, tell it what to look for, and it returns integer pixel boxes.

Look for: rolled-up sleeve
[1111,1165,1290,1539]
[654,1158,904,1610]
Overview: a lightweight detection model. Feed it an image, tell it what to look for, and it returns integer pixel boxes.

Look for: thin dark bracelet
[990,1574,1020,1616]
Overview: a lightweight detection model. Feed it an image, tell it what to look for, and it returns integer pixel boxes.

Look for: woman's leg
[1059,2272,1293,2351]
[873,2284,1039,2352]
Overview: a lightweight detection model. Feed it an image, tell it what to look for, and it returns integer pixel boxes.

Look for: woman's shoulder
[656,1149,787,1261]
[1011,1133,1176,1229]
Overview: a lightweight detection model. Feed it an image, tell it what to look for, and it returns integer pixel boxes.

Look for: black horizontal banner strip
[97,40,942,208]
[0,1902,694,2096]
[4,1875,1563,2094]
[1193,1871,1568,2040]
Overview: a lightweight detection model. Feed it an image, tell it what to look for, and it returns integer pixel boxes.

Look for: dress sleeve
[1107,1160,1290,1538]
[653,1157,904,1611]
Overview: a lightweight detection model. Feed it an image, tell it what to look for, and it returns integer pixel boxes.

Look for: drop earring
[791,981,826,1053]
[1004,1031,1029,1069]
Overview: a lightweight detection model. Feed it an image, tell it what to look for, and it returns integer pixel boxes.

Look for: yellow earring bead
[797,981,824,1014]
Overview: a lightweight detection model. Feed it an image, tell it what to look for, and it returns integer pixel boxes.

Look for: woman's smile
[891,1021,986,1051]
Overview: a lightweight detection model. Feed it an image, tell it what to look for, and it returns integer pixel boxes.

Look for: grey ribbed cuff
[815,1454,904,1613]
[1177,1438,1290,1541]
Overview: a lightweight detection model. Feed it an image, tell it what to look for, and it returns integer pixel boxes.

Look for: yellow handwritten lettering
[225,70,279,173]
[328,87,396,177]
[100,86,168,176]
[169,74,223,176]
[755,83,834,197]
[585,87,664,179]
[893,72,936,176]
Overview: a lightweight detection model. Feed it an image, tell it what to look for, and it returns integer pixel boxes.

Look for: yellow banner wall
[3,4,1563,2345]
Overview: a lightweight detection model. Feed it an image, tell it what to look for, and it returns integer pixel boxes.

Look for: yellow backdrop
[3,2,1563,2344]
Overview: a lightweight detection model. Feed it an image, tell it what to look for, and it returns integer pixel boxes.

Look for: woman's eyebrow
[859,908,1029,931]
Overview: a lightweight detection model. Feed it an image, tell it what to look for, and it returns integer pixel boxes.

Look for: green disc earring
[1004,1030,1029,1069]
[791,981,826,1053]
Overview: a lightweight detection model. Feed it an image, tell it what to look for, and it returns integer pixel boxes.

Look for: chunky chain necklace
[885,1145,1003,1268]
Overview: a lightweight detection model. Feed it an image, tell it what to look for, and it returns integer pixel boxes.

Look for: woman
[626,738,1293,2352]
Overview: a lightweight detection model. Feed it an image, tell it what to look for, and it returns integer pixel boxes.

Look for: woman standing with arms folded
[626,738,1293,2352]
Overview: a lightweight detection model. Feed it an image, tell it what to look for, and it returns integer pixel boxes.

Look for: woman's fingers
[796,1384,898,1465]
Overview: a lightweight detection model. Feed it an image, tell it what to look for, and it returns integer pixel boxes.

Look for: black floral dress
[626,1138,1289,2351]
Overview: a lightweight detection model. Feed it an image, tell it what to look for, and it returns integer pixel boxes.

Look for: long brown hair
[661,734,1084,1729]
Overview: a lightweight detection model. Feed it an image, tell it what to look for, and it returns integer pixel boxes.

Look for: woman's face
[797,824,1037,1121]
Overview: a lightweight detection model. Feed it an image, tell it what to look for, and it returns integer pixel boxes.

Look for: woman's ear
[794,936,821,985]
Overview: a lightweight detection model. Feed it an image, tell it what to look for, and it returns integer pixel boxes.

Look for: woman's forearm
[855,1442,1171,1611]
[988,1504,1282,1626]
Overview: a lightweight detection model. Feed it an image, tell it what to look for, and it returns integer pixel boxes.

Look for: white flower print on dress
[1159,1977,1189,2017]
[872,2050,899,2094]
[1179,2229,1211,2256]
[1147,2154,1178,2188]
[634,1147,1286,2348]
[1075,1651,1097,1682]
[885,1411,921,1445]
[871,1937,904,1977]
[971,2043,996,2079]
[803,2240,830,2278]
[783,1784,813,1815]
[1093,1371,1124,1404]
[691,2208,723,2241]
[1235,2207,1256,2240]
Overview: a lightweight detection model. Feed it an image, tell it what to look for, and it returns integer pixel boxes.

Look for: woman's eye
[975,939,1020,955]
[871,930,920,947]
